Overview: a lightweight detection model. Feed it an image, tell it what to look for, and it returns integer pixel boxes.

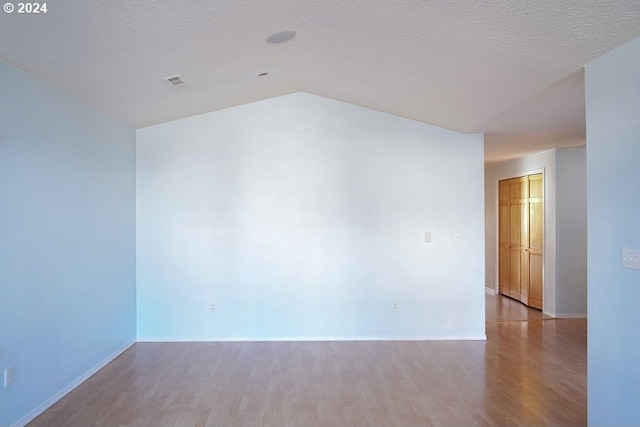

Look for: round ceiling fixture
[266,30,297,44]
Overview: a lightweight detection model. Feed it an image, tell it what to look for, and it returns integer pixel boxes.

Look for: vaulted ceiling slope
[1,1,639,140]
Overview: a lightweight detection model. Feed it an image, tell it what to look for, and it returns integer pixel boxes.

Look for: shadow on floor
[485,292,553,323]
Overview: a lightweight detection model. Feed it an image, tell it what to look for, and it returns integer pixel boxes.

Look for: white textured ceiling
[2,1,640,161]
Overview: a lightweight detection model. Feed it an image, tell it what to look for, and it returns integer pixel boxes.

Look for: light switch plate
[622,248,640,270]
[424,232,432,243]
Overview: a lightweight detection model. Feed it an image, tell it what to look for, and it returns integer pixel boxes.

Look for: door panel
[529,253,543,309]
[508,196,522,300]
[519,184,529,305]
[528,174,544,309]
[499,180,510,296]
[529,201,544,250]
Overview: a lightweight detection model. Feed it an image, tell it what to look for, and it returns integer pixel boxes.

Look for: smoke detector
[164,75,186,89]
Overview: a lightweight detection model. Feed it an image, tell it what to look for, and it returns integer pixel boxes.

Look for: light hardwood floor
[28,294,586,426]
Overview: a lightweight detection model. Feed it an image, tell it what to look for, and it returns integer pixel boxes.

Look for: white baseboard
[543,311,588,319]
[485,287,497,295]
[13,341,134,427]
[554,313,587,319]
[138,335,488,342]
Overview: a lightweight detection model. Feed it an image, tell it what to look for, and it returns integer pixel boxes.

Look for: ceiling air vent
[164,75,186,88]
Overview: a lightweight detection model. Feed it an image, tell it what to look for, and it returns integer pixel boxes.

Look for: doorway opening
[498,173,543,310]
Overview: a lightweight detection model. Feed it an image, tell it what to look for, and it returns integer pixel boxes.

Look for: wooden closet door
[509,177,529,302]
[498,174,543,309]
[520,178,531,305]
[498,181,510,297]
[527,174,544,309]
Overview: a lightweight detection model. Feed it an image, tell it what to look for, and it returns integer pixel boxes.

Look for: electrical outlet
[392,302,398,311]
[210,303,216,313]
[4,367,12,388]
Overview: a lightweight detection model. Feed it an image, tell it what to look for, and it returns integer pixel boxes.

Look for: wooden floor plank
[28,294,586,426]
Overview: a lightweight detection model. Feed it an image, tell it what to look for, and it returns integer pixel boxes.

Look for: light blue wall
[0,61,136,426]
[555,147,587,317]
[586,36,640,426]
[137,93,486,341]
